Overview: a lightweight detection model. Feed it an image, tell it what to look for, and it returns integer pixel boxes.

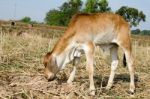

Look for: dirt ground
[0,64,150,99]
[0,24,150,99]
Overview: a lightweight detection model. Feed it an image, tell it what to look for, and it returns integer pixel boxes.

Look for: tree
[84,0,111,13]
[132,29,141,35]
[116,6,146,27]
[140,30,150,35]
[45,0,82,26]
[97,0,111,12]
[59,0,83,25]
[45,9,65,26]
[84,0,98,13]
[45,0,146,28]
[20,17,31,23]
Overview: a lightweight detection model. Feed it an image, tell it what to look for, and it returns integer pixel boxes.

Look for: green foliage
[132,29,141,35]
[141,30,150,35]
[20,16,38,24]
[84,0,98,13]
[132,29,150,36]
[116,6,146,27]
[60,0,82,25]
[45,0,82,26]
[30,21,38,24]
[98,0,111,12]
[20,17,31,23]
[45,0,146,28]
[83,0,111,13]
[45,10,64,26]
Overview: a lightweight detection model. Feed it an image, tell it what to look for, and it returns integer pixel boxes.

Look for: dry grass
[0,24,150,99]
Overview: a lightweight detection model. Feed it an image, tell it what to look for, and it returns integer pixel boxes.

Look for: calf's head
[43,52,59,81]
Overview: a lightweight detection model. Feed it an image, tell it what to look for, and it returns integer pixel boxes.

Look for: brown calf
[43,13,135,95]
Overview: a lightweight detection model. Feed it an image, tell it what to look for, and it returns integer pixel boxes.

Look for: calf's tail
[123,54,127,67]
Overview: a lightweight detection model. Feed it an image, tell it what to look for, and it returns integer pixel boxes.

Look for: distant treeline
[132,29,150,36]
[17,0,149,36]
[19,0,146,29]
[45,0,146,28]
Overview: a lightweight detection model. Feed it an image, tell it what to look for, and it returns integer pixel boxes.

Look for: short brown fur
[44,13,135,95]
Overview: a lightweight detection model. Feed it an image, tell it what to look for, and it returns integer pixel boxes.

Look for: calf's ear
[50,57,59,74]
[43,52,52,67]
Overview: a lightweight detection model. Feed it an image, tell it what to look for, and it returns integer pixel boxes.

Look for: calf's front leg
[84,42,95,96]
[67,66,76,84]
[67,57,80,84]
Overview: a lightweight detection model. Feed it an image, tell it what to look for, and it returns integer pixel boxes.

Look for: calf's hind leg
[119,38,135,94]
[124,48,135,94]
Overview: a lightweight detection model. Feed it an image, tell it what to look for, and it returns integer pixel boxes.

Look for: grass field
[0,22,150,99]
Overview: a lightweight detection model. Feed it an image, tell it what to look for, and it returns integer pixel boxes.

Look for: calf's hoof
[105,85,111,90]
[126,90,135,95]
[89,90,95,96]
